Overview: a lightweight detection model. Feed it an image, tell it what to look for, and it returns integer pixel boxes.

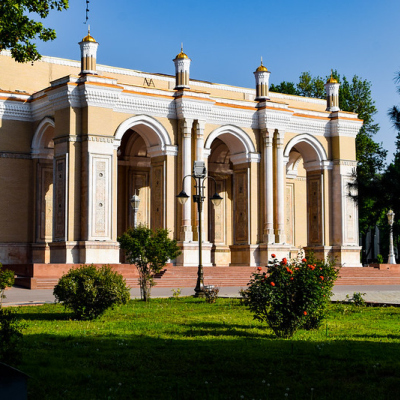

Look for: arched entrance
[31,117,55,263]
[114,115,177,260]
[284,134,329,255]
[205,125,260,266]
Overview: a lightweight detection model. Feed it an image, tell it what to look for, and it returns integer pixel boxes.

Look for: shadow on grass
[17,312,74,321]
[172,321,275,339]
[352,333,400,340]
[20,330,400,400]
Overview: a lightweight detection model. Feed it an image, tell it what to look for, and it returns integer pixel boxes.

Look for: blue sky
[35,0,400,161]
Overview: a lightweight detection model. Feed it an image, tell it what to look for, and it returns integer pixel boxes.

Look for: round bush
[53,264,130,320]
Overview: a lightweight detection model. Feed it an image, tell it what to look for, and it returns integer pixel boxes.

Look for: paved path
[3,284,400,306]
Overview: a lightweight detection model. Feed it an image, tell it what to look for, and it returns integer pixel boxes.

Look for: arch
[283,133,328,171]
[204,125,259,164]
[114,115,177,157]
[31,117,55,159]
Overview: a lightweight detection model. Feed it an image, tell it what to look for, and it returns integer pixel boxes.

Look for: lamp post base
[194,288,206,298]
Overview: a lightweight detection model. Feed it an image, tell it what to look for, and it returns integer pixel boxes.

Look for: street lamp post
[177,161,223,297]
[387,209,396,264]
[130,191,140,228]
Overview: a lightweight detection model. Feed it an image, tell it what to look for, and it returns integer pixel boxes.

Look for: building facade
[0,33,363,268]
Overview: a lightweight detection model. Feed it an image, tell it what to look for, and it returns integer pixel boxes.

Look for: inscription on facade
[143,78,155,87]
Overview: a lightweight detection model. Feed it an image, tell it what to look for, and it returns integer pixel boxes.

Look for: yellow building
[0,32,363,269]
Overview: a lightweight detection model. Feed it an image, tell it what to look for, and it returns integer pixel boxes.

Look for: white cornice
[330,119,363,138]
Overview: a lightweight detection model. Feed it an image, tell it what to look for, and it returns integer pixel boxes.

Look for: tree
[269,81,298,96]
[270,71,387,263]
[118,226,181,302]
[379,71,400,259]
[0,0,69,63]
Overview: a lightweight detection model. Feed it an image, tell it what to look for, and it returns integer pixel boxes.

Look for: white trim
[31,117,55,159]
[204,125,260,164]
[114,115,175,157]
[283,133,328,166]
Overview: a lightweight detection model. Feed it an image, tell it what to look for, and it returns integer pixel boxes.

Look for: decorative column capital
[180,118,193,138]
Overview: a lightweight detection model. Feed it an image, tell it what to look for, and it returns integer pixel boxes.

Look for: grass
[8,298,400,399]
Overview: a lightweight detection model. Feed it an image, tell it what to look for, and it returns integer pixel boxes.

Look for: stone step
[12,265,400,289]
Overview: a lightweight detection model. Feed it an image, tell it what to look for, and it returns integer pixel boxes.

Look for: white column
[180,118,193,242]
[275,132,286,243]
[263,133,275,243]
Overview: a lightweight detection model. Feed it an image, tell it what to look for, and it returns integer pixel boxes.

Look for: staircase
[8,264,400,290]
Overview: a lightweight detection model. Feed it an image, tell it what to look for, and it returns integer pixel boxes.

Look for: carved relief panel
[129,171,150,228]
[210,179,225,244]
[234,171,248,244]
[307,175,322,245]
[151,164,164,230]
[285,184,294,245]
[91,156,111,239]
[54,157,66,240]
[344,177,357,244]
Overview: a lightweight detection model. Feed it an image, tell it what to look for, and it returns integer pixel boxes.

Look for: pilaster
[180,118,193,242]
[275,131,286,244]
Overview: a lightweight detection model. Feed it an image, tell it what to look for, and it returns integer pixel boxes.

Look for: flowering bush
[241,254,339,338]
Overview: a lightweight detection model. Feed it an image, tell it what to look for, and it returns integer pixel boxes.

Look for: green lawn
[11,298,400,399]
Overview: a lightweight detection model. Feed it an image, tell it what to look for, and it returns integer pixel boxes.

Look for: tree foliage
[0,0,69,63]
[118,225,181,301]
[379,71,400,255]
[0,263,15,306]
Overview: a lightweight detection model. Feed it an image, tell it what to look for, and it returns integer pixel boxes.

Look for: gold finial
[327,69,338,84]
[175,43,189,59]
[256,57,268,72]
[82,25,96,42]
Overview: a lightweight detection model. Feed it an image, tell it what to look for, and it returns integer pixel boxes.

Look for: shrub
[376,254,384,264]
[53,264,130,320]
[0,307,24,366]
[0,263,15,306]
[204,286,219,304]
[118,225,181,301]
[346,292,366,306]
[242,254,339,338]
